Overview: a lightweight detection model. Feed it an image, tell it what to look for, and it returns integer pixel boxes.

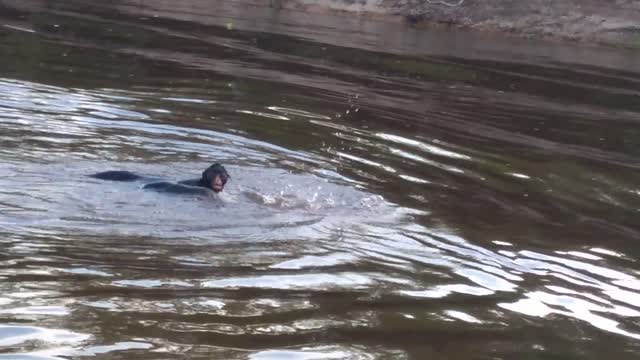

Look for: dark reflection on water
[1,0,640,358]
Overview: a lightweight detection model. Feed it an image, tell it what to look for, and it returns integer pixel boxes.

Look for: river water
[1,1,640,359]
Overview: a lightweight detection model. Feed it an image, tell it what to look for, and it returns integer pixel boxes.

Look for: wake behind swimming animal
[89,163,230,195]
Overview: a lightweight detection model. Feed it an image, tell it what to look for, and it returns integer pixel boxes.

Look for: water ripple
[1,1,640,358]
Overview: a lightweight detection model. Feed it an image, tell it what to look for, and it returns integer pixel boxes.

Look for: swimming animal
[89,163,230,195]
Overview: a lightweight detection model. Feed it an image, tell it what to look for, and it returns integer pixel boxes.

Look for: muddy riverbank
[276,0,640,48]
[3,0,640,47]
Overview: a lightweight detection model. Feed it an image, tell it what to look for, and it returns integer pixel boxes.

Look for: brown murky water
[1,0,640,359]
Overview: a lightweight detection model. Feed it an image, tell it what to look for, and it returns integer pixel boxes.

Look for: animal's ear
[201,168,210,180]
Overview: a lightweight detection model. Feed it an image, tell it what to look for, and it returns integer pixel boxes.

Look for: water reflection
[1,0,640,358]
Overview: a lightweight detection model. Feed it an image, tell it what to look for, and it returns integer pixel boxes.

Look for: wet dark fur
[89,163,230,195]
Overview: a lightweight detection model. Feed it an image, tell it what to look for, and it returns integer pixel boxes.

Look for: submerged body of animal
[89,163,230,195]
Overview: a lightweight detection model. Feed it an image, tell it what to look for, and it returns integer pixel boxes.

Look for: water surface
[1,0,640,359]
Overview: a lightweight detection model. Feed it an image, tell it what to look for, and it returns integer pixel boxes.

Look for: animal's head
[202,163,230,193]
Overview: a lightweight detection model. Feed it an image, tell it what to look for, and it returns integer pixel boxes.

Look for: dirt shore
[2,0,639,48]
[274,0,640,48]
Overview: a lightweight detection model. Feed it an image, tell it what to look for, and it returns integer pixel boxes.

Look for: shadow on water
[1,0,640,359]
